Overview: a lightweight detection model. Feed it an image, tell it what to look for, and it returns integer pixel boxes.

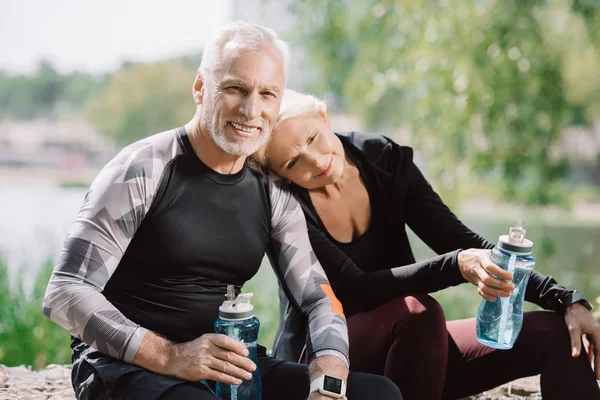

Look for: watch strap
[309,376,323,394]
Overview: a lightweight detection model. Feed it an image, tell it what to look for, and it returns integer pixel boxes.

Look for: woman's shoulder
[336,131,414,172]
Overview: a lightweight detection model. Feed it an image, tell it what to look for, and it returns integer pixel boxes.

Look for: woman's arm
[305,220,463,317]
[402,149,583,312]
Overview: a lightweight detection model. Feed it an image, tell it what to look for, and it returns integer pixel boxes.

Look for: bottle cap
[218,285,255,321]
[497,219,533,254]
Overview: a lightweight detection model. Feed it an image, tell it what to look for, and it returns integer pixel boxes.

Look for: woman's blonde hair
[253,89,327,166]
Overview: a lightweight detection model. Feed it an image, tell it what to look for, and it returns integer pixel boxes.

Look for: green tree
[86,60,198,146]
[287,0,600,205]
[0,60,104,120]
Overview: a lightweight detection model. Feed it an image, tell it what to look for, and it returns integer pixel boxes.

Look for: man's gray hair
[199,20,290,82]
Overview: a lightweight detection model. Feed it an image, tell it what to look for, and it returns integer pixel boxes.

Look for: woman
[254,89,600,400]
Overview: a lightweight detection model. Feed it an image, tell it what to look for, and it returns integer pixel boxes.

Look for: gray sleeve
[266,172,349,366]
[42,133,181,363]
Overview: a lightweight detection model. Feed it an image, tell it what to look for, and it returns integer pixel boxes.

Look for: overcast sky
[0,0,233,75]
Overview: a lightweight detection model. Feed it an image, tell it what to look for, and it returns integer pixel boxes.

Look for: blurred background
[1,0,599,369]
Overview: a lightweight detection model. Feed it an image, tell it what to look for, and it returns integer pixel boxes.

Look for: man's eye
[261,91,275,98]
[287,157,299,169]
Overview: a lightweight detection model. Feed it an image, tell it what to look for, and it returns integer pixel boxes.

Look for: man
[42,21,402,400]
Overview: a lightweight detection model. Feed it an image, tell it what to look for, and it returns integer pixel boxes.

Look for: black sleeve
[401,149,574,312]
[306,220,464,316]
[403,155,494,253]
[525,271,575,313]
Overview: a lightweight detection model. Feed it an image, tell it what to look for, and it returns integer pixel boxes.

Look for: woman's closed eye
[286,156,299,170]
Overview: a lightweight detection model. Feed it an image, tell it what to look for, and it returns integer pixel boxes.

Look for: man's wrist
[133,330,174,375]
[310,374,347,399]
[308,354,349,385]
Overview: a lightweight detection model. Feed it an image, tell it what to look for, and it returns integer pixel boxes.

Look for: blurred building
[0,120,116,170]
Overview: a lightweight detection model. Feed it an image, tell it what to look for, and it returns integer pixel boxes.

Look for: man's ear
[193,71,205,105]
[318,107,330,128]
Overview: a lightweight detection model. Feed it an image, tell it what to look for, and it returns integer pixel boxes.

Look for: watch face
[323,376,343,394]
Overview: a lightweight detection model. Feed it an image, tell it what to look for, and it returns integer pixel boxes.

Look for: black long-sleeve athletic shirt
[43,127,349,365]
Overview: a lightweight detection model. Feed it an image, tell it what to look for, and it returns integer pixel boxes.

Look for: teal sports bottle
[476,220,536,349]
[214,285,262,400]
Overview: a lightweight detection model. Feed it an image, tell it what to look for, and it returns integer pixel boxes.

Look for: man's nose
[239,92,260,120]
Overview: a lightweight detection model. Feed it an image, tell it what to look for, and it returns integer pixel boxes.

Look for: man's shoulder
[108,129,182,167]
[91,128,183,191]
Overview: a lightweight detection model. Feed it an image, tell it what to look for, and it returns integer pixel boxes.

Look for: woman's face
[266,112,345,189]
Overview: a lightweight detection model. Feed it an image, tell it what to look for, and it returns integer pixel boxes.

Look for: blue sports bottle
[476,219,536,349]
[214,285,262,400]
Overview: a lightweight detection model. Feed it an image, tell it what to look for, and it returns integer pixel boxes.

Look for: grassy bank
[0,258,71,369]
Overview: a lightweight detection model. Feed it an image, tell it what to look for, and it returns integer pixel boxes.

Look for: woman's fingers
[475,266,513,296]
[459,249,517,301]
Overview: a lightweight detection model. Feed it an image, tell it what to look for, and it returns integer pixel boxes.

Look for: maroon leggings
[347,294,600,400]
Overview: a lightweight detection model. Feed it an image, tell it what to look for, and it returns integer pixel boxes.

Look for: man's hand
[134,331,256,384]
[457,249,515,302]
[166,333,257,384]
[564,303,600,379]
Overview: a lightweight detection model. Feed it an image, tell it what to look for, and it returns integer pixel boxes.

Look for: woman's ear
[318,107,331,128]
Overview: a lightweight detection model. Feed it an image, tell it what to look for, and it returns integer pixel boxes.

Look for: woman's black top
[272,131,577,362]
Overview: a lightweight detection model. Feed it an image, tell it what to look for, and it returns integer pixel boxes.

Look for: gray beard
[202,112,270,157]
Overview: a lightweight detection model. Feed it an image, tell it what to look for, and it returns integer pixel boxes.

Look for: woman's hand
[564,302,600,379]
[457,249,515,302]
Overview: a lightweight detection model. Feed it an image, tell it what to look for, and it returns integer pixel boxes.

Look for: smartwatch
[309,375,347,399]
[558,290,593,314]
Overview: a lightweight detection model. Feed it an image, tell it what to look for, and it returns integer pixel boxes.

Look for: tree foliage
[287,0,600,205]
[86,60,198,146]
[0,61,104,120]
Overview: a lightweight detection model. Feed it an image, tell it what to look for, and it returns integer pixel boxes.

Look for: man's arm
[43,140,161,362]
[266,172,349,385]
[43,135,258,383]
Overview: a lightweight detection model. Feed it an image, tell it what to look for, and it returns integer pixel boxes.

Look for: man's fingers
[213,348,256,372]
[210,333,249,356]
[208,358,254,381]
[203,367,244,385]
[568,324,582,357]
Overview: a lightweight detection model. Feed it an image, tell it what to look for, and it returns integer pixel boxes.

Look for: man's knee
[348,373,403,400]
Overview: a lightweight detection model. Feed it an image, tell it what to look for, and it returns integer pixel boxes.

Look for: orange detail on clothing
[319,284,345,316]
